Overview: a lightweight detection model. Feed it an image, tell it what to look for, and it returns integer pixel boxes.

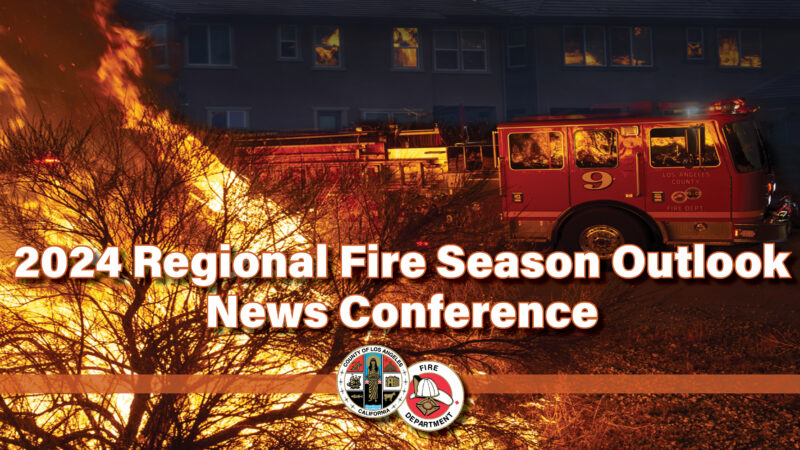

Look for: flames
[612,55,631,66]
[0,55,25,134]
[91,0,303,252]
[314,27,340,66]
[687,42,703,58]
[718,35,740,67]
[564,48,603,66]
[393,27,419,68]
[740,54,761,68]
[0,1,333,442]
[718,32,761,68]
[565,50,603,66]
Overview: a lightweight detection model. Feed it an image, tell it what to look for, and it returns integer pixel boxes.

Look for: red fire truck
[239,99,793,258]
[496,99,792,257]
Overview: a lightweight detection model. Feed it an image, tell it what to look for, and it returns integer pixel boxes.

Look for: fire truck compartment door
[568,126,645,210]
[500,126,570,221]
[643,124,732,235]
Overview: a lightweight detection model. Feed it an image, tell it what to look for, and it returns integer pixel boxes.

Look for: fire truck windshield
[722,120,767,173]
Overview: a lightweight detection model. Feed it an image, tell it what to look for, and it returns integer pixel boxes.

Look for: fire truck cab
[496,99,793,257]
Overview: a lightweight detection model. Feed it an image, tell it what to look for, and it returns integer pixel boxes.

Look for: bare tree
[0,108,571,448]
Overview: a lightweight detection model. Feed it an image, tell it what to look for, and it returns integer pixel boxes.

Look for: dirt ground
[507,231,800,448]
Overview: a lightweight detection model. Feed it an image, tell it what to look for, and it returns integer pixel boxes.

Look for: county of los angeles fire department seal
[337,345,409,418]
[398,361,465,431]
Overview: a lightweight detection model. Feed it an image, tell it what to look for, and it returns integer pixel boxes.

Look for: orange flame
[687,42,703,58]
[718,35,739,67]
[91,0,307,254]
[0,55,26,133]
[315,28,340,66]
[393,28,418,68]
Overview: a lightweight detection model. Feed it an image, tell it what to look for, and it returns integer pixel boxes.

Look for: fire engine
[238,99,793,258]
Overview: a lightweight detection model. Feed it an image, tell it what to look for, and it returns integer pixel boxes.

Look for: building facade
[124,1,800,129]
[123,1,514,131]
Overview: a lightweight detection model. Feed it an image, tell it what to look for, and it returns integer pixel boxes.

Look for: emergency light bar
[707,98,758,114]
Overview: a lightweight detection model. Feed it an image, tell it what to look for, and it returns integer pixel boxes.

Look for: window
[434,30,487,71]
[279,25,299,60]
[208,109,248,129]
[718,29,761,68]
[433,105,496,125]
[434,30,459,70]
[509,132,564,169]
[314,26,341,67]
[393,27,420,69]
[187,24,231,65]
[461,31,487,71]
[610,26,652,66]
[315,109,346,130]
[563,26,605,66]
[649,127,720,168]
[362,110,419,124]
[686,27,704,60]
[722,121,766,172]
[363,112,390,122]
[507,28,526,68]
[143,23,168,67]
[574,129,618,168]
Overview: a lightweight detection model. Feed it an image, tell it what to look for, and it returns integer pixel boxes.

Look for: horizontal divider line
[1,374,799,394]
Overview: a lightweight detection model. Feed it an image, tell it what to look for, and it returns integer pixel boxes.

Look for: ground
[500,231,800,448]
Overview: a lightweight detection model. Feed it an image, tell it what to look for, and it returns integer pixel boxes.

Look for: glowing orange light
[564,49,583,65]
[315,28,340,66]
[393,28,418,68]
[612,55,631,66]
[687,42,703,58]
[33,157,61,165]
[718,35,740,67]
[0,55,27,134]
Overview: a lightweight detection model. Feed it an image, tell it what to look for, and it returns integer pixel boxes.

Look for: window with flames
[393,27,420,69]
[563,26,605,66]
[718,29,762,68]
[314,26,341,67]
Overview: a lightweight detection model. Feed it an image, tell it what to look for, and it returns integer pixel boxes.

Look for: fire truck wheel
[558,209,651,259]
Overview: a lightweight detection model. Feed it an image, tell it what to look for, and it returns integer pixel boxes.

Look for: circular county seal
[337,345,409,418]
[398,361,465,431]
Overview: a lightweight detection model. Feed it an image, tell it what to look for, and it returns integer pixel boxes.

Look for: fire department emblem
[671,190,688,203]
[337,345,409,418]
[398,361,465,431]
